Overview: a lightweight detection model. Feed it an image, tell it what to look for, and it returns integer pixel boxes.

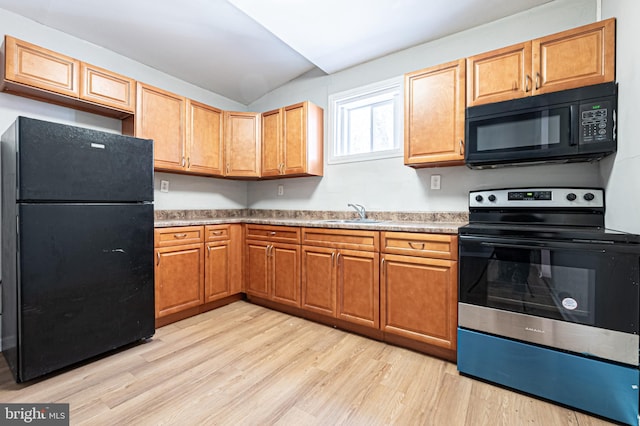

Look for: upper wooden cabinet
[404,59,466,167]
[261,102,323,178]
[134,82,186,172]
[1,35,135,117]
[187,100,224,176]
[80,63,135,113]
[467,18,615,106]
[225,111,261,178]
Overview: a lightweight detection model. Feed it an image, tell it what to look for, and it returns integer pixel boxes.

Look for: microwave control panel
[580,100,614,144]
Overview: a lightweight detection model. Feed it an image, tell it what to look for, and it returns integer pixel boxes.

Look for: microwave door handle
[569,105,579,146]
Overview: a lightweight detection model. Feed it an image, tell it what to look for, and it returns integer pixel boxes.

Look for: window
[328,77,403,164]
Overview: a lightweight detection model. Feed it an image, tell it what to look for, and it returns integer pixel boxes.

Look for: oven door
[459,234,640,365]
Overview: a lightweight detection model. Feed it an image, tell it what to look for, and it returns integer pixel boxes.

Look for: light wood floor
[0,301,615,425]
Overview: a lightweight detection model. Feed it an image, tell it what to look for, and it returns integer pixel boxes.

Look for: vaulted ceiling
[0,0,553,104]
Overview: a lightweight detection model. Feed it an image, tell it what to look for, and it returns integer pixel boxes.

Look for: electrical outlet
[430,175,441,190]
[277,184,284,196]
[160,180,169,193]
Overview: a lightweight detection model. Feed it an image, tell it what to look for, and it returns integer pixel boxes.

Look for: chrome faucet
[348,203,366,220]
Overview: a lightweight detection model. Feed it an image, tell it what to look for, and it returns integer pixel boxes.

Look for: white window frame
[328,77,403,164]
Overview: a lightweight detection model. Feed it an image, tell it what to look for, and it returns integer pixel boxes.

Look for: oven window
[471,107,569,152]
[484,250,594,324]
[459,238,639,334]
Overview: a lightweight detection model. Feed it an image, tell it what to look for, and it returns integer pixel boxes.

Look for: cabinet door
[245,241,270,297]
[225,111,261,177]
[404,59,466,167]
[261,108,282,177]
[136,83,186,172]
[282,102,307,175]
[271,243,301,307]
[533,18,615,95]
[337,249,379,328]
[466,42,531,106]
[4,35,79,97]
[301,246,336,317]
[80,62,135,112]
[381,254,458,350]
[155,243,204,318]
[204,241,230,303]
[187,100,224,176]
[284,101,323,177]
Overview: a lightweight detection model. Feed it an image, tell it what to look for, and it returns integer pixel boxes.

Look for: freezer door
[17,203,154,382]
[16,117,153,202]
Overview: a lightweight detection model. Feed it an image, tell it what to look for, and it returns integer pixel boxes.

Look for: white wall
[600,0,640,234]
[0,7,249,211]
[247,0,603,213]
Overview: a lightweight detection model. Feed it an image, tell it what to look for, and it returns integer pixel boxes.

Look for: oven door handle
[479,240,606,253]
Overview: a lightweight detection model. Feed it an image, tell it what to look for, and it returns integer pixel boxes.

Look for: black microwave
[465,82,617,169]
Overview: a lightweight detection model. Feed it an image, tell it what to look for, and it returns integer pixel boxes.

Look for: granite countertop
[155,209,468,234]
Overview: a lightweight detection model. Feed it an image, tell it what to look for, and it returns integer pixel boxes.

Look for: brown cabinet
[261,101,323,178]
[380,232,458,350]
[404,59,466,167]
[204,225,243,303]
[467,18,615,106]
[225,111,261,178]
[135,82,186,172]
[187,100,224,176]
[154,226,205,318]
[245,225,301,307]
[302,228,380,328]
[80,62,135,113]
[1,35,135,117]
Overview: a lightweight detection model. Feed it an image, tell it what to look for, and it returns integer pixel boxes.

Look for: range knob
[584,192,595,201]
[488,194,496,202]
[475,195,483,202]
[566,193,577,201]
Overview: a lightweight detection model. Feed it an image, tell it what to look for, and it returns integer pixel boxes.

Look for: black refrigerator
[1,116,155,382]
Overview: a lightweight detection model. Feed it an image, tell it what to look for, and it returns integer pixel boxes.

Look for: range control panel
[470,188,604,208]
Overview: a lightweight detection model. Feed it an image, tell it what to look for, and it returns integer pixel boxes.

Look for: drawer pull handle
[408,242,425,250]
[269,231,277,236]
[174,233,188,239]
[213,231,223,235]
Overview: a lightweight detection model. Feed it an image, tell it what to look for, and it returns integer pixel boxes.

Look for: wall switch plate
[160,180,170,193]
[277,184,284,196]
[430,175,441,190]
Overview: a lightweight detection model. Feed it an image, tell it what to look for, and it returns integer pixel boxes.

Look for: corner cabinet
[261,101,324,178]
[467,18,616,106]
[404,59,466,168]
[380,232,458,352]
[224,111,261,178]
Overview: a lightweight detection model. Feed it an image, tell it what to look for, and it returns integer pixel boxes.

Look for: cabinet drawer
[245,225,300,243]
[206,224,230,241]
[155,226,204,247]
[302,228,379,252]
[381,232,457,260]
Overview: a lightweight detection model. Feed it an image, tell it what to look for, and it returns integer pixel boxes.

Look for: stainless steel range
[457,187,640,425]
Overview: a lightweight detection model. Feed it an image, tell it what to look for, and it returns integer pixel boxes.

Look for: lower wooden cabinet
[155,224,241,321]
[245,225,301,307]
[380,232,458,351]
[301,228,380,328]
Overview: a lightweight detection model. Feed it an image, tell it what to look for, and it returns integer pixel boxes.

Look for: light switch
[277,184,284,196]
[160,180,169,193]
